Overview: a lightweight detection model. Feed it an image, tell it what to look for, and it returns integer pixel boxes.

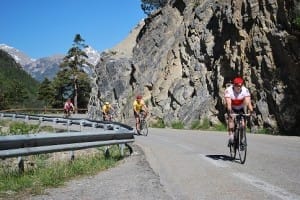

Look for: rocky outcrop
[88,0,300,134]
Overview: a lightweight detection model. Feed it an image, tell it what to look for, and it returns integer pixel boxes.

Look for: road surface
[135,128,300,200]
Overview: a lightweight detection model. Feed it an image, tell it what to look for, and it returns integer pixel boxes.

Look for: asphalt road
[135,128,300,200]
[14,114,299,200]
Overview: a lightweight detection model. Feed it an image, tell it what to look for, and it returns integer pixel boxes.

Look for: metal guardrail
[0,112,135,171]
[0,108,87,114]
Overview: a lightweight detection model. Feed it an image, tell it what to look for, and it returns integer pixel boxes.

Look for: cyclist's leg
[134,111,140,134]
[227,114,234,145]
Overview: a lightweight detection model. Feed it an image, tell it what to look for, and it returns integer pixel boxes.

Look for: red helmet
[233,77,244,85]
[136,95,142,100]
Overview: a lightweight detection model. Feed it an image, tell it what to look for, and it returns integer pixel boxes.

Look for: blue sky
[0,0,146,59]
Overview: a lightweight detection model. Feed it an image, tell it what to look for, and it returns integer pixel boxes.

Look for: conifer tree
[60,34,92,113]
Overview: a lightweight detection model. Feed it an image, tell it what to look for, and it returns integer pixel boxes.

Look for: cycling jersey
[224,85,250,110]
[102,104,112,114]
[64,102,74,111]
[133,99,145,112]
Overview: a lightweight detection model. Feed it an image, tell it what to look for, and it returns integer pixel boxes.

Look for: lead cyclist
[224,77,253,146]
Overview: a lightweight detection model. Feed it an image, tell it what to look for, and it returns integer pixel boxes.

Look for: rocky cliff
[88,0,300,134]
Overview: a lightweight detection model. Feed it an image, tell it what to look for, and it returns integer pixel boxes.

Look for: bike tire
[238,127,247,164]
[229,143,236,160]
[230,129,238,160]
[140,120,148,136]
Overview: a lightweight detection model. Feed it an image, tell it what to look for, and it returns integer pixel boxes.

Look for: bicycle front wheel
[238,127,247,164]
[140,120,148,136]
[229,142,236,160]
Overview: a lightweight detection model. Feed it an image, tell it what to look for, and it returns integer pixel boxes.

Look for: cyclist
[224,77,253,146]
[64,98,74,117]
[102,101,114,121]
[133,95,148,134]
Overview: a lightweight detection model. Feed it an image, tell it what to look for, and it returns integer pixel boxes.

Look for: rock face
[88,0,300,134]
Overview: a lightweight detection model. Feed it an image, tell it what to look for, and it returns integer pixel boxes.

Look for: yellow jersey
[133,99,145,112]
[102,104,111,113]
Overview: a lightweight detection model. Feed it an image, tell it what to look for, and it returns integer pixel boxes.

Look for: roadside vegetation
[0,120,129,198]
[0,146,123,199]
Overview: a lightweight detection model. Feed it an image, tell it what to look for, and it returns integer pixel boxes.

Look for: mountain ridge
[0,44,101,82]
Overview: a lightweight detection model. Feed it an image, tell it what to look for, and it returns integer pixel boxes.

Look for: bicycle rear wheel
[238,127,247,164]
[140,120,148,136]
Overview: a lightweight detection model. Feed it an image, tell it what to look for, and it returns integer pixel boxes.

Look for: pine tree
[38,78,55,107]
[60,34,92,113]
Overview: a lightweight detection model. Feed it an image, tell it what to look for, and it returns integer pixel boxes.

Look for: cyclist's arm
[70,103,75,111]
[225,97,232,112]
[142,104,148,113]
[244,96,253,113]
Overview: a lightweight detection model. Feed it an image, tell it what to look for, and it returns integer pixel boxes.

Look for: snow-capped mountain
[0,44,34,66]
[0,44,101,82]
[24,55,64,82]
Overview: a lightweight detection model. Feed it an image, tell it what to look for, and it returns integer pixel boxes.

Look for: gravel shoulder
[28,144,172,200]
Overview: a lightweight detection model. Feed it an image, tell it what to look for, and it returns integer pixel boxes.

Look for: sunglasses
[234,84,242,87]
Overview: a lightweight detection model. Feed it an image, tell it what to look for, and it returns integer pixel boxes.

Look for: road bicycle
[139,111,148,136]
[103,113,114,122]
[228,113,251,164]
[64,109,73,118]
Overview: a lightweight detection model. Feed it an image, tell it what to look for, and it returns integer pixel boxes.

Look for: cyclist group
[100,95,148,135]
[64,76,253,143]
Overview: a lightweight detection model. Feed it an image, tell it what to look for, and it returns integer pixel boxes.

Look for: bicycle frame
[229,113,250,164]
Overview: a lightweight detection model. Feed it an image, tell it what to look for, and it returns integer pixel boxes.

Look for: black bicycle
[229,113,251,164]
[139,111,148,136]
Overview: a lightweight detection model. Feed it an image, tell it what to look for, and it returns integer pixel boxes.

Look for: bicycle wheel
[229,143,236,160]
[229,130,238,160]
[140,119,148,136]
[238,127,247,164]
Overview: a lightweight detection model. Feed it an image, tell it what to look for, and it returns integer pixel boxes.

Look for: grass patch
[0,145,123,198]
[191,118,227,131]
[0,120,56,136]
[171,121,184,129]
[150,118,165,128]
[191,118,210,130]
[213,123,227,131]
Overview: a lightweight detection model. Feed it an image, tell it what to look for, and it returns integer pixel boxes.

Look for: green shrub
[294,16,300,29]
[213,123,227,131]
[151,118,165,128]
[171,121,184,129]
[9,122,39,134]
[191,118,210,130]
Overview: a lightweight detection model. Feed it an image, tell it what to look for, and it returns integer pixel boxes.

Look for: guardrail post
[67,120,75,161]
[25,115,29,124]
[80,120,85,132]
[119,144,124,156]
[104,146,110,158]
[18,156,24,173]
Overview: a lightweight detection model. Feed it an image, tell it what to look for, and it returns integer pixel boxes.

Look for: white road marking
[234,172,300,200]
[199,154,229,168]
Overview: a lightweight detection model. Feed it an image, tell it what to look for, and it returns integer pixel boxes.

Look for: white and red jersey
[64,101,74,111]
[224,85,250,109]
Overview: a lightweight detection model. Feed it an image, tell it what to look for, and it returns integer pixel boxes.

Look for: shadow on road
[205,154,233,162]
